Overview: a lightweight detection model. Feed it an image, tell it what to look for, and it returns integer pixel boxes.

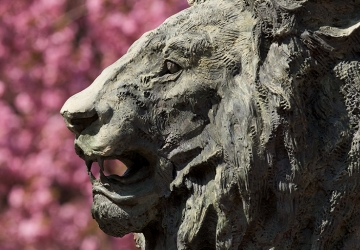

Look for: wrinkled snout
[60,65,117,135]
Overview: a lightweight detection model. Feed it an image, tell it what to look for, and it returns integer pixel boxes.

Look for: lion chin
[88,154,174,238]
[91,194,130,237]
[61,0,360,249]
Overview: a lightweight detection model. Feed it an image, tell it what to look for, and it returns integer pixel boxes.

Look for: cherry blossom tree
[0,1,186,249]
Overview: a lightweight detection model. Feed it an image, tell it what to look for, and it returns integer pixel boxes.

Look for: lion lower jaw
[84,152,155,202]
[91,181,158,206]
[91,191,163,238]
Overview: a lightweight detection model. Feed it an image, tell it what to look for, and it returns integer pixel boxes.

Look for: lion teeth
[97,157,105,172]
[89,172,96,184]
[86,160,93,172]
[85,160,96,183]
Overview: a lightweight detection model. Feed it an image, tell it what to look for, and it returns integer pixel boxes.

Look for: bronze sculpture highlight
[61,0,360,249]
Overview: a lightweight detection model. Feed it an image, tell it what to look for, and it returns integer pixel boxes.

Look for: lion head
[61,0,360,249]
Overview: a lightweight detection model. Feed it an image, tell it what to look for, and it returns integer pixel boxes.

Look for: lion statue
[61,0,360,249]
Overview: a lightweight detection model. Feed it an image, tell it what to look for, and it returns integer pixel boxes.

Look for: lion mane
[151,1,360,249]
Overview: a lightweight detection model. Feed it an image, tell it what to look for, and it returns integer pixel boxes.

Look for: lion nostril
[69,113,99,135]
[71,113,98,126]
[144,91,150,98]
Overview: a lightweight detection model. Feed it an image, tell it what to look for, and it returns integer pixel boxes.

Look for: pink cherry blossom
[0,0,186,249]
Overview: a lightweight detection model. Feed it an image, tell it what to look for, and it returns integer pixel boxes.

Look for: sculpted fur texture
[61,0,360,249]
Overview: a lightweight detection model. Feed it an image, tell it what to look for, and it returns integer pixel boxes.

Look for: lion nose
[62,110,99,135]
[60,93,99,135]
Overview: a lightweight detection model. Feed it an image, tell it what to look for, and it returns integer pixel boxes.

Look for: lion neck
[136,137,224,249]
[137,178,221,250]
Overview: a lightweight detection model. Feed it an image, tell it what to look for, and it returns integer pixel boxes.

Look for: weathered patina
[61,0,360,249]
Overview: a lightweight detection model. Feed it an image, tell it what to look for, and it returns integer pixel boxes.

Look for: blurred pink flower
[0,81,5,96]
[18,215,47,243]
[15,93,34,114]
[80,236,100,250]
[0,0,186,249]
[8,186,25,208]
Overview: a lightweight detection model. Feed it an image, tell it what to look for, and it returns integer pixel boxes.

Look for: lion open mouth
[85,151,153,204]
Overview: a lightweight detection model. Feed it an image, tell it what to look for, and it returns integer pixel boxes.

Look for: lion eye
[165,60,181,74]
